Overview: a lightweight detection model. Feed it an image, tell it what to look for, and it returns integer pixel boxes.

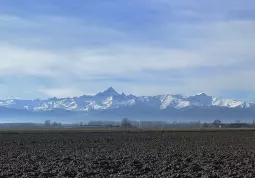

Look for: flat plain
[1,130,255,178]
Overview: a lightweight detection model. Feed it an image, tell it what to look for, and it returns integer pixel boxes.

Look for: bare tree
[52,122,58,128]
[44,120,51,128]
[203,122,209,128]
[212,120,221,127]
[236,120,241,124]
[57,122,63,128]
[121,118,132,128]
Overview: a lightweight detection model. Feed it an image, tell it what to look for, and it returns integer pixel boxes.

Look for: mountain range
[0,87,255,122]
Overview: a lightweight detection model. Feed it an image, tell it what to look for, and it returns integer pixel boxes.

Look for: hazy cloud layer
[0,0,254,100]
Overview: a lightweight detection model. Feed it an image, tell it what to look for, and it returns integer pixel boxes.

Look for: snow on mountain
[159,94,183,109]
[186,93,213,106]
[212,98,250,108]
[0,87,254,111]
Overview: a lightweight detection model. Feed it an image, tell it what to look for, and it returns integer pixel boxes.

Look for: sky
[0,0,255,101]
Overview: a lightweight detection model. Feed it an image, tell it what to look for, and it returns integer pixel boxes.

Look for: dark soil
[1,131,255,177]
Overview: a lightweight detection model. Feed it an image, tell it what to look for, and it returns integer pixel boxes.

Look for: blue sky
[0,0,255,101]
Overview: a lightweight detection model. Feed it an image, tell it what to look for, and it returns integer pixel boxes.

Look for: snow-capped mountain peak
[195,93,208,96]
[96,87,119,97]
[0,88,254,112]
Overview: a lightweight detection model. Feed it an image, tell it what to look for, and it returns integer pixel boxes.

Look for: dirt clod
[0,131,255,177]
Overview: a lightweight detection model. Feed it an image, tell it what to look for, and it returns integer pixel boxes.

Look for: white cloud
[0,11,255,99]
[0,44,61,76]
[38,88,84,98]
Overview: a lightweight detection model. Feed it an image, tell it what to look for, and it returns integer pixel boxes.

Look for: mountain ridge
[0,87,254,112]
